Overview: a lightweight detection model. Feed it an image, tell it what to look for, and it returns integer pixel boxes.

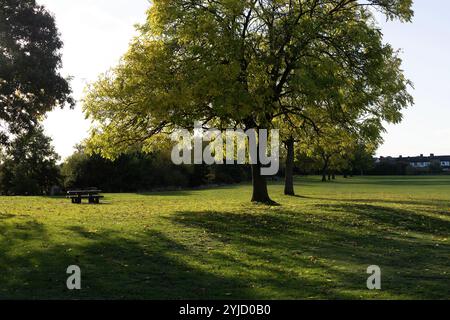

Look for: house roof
[378,155,450,162]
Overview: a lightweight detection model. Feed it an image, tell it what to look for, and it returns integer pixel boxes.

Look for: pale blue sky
[38,0,450,159]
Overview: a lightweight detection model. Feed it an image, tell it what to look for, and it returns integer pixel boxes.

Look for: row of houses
[376,154,450,171]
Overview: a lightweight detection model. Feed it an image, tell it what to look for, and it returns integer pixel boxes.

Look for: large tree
[84,0,413,203]
[0,0,73,142]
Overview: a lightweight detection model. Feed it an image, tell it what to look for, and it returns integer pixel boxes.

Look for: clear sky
[37,0,450,159]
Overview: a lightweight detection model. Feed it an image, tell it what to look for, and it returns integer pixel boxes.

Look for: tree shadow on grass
[0,215,360,299]
[315,203,450,236]
[1,203,448,299]
[0,221,324,299]
[0,220,258,299]
[0,213,16,220]
[169,207,449,299]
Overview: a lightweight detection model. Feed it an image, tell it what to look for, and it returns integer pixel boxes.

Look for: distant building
[376,154,450,172]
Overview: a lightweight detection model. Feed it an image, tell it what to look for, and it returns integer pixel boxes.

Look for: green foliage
[0,125,60,195]
[62,149,187,192]
[61,148,251,192]
[0,0,73,142]
[83,0,414,158]
[349,143,376,175]
[295,115,381,179]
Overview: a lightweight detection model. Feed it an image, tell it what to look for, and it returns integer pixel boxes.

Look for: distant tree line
[291,152,449,177]
[0,128,252,195]
[61,147,252,193]
[1,127,446,196]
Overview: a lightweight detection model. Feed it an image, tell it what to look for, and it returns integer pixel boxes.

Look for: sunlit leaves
[83,0,414,160]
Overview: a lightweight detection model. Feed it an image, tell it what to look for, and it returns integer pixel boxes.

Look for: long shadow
[1,203,448,299]
[0,213,365,299]
[315,203,450,235]
[0,213,16,220]
[0,221,260,299]
[169,208,450,299]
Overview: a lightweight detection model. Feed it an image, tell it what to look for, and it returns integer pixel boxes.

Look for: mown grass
[0,176,449,300]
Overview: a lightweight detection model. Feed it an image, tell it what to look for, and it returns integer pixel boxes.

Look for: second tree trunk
[284,138,295,196]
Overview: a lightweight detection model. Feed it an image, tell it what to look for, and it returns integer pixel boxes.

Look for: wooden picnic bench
[67,189,104,204]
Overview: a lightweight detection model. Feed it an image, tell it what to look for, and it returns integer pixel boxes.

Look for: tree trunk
[332,172,336,180]
[321,158,329,182]
[251,162,274,204]
[284,138,295,196]
[244,119,275,205]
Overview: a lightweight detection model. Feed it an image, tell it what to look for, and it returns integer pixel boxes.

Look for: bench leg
[88,197,95,204]
[71,198,81,204]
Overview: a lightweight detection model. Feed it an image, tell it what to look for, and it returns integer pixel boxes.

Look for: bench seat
[67,195,104,199]
[67,195,104,204]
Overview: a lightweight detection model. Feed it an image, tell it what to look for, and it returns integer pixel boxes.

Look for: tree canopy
[0,0,73,142]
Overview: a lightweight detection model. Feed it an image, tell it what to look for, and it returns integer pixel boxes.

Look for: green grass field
[0,176,448,300]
